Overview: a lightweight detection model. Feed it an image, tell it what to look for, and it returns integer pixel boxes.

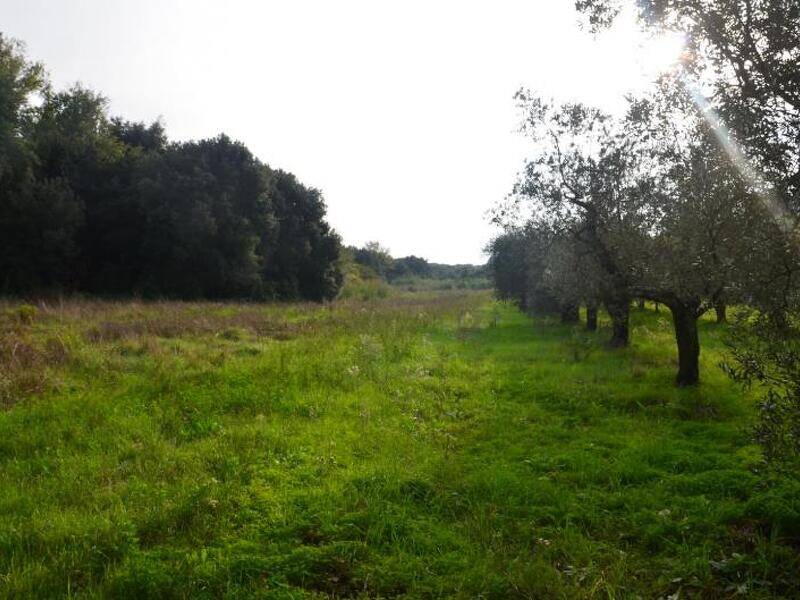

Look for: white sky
[0,1,676,264]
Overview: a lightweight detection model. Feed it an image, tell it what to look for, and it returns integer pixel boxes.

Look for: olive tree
[513,95,644,348]
[575,0,800,465]
[487,224,562,316]
[513,90,770,385]
[577,0,799,201]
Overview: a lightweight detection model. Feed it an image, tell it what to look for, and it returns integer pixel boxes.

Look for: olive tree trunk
[714,301,727,324]
[606,298,630,348]
[586,302,598,331]
[560,304,580,324]
[670,303,700,386]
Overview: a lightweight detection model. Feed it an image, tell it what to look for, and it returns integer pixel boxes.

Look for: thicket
[0,34,342,301]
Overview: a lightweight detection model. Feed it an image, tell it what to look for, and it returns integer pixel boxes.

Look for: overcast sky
[0,1,676,264]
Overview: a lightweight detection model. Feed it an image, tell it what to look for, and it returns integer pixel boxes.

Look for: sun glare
[600,8,688,98]
[636,31,687,78]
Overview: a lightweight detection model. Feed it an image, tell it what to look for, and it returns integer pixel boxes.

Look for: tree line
[346,241,487,283]
[0,34,342,301]
[490,0,799,471]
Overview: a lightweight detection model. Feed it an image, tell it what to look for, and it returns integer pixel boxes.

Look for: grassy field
[1,292,799,598]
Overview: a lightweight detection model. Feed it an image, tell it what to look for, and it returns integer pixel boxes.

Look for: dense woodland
[489,0,800,472]
[0,35,343,301]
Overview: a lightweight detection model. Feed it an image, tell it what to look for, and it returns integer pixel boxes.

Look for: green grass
[0,293,798,598]
[389,276,491,293]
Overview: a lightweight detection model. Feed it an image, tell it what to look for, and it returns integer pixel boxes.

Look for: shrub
[339,278,391,301]
[7,304,38,325]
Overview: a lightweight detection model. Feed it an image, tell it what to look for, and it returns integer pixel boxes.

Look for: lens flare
[680,73,796,235]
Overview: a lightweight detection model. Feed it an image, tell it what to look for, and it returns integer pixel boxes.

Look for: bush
[724,313,800,475]
[7,304,38,325]
[338,278,391,301]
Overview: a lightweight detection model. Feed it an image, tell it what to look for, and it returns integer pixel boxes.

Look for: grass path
[0,294,798,598]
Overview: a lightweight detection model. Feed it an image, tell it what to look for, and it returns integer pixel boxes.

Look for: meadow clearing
[0,291,798,598]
